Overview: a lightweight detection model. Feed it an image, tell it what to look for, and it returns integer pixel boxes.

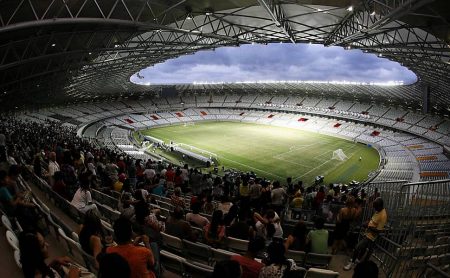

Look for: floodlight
[370,11,376,16]
[347,6,353,12]
[51,43,56,47]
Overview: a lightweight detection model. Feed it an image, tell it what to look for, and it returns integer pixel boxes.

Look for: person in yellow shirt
[344,197,387,271]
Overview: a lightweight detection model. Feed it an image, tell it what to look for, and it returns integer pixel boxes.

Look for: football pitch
[137,121,380,185]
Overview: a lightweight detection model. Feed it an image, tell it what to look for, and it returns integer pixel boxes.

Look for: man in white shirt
[143,166,156,181]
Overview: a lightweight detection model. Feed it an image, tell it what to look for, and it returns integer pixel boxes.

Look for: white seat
[160,250,186,273]
[226,237,248,254]
[6,230,19,250]
[182,260,214,278]
[2,215,14,232]
[305,267,339,278]
[161,232,183,254]
[14,250,22,269]
[211,248,238,263]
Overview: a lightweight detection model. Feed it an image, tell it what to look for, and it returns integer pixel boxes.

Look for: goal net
[332,149,348,161]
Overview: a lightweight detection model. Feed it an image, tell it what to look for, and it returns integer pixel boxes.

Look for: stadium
[0,0,449,277]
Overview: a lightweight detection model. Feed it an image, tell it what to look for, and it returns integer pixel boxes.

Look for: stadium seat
[96,203,120,224]
[182,239,212,264]
[305,268,339,278]
[182,260,214,278]
[1,215,14,233]
[286,249,306,266]
[160,250,185,273]
[161,232,184,254]
[57,228,84,263]
[14,250,21,269]
[305,253,333,269]
[226,236,249,254]
[211,248,239,263]
[6,230,19,251]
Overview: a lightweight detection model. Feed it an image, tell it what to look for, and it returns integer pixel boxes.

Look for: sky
[130,43,417,85]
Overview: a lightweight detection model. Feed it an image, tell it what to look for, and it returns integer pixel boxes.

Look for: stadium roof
[0,0,449,111]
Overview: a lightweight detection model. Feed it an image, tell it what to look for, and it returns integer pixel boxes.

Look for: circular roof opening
[130,43,417,86]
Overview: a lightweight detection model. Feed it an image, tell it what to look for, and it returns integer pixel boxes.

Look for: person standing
[344,197,387,270]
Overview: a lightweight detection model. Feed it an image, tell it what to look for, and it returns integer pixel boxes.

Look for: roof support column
[422,83,431,114]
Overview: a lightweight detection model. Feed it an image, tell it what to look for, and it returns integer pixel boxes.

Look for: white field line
[273,156,313,168]
[293,144,359,181]
[218,156,284,179]
[273,142,323,159]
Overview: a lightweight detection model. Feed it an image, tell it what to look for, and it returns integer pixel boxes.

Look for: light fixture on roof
[205,8,213,16]
[51,43,56,47]
[347,6,353,12]
[185,5,193,20]
[88,52,92,55]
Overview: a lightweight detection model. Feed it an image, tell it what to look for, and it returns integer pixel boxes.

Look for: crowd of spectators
[0,117,384,277]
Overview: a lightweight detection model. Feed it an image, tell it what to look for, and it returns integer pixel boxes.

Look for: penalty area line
[218,156,284,179]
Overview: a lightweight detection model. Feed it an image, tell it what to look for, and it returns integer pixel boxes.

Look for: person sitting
[19,230,81,278]
[284,220,307,251]
[306,217,329,254]
[134,190,164,243]
[52,171,71,200]
[170,187,185,208]
[223,203,239,227]
[202,194,215,215]
[231,236,265,278]
[165,206,195,241]
[204,209,226,247]
[78,211,105,268]
[259,240,300,278]
[151,178,166,197]
[186,202,209,228]
[113,173,126,192]
[107,217,156,278]
[71,171,98,214]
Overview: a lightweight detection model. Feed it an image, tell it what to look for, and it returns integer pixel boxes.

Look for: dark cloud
[130,43,417,85]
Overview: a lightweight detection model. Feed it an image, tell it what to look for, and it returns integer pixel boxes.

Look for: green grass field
[136,121,380,185]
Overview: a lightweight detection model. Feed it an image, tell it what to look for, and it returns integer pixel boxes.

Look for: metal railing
[363,179,450,277]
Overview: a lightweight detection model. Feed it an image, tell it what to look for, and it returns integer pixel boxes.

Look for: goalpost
[332,149,348,161]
